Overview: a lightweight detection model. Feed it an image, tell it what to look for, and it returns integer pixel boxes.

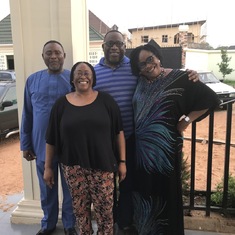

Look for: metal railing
[183,99,235,217]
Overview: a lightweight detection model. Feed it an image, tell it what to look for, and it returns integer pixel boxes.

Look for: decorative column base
[10,198,62,225]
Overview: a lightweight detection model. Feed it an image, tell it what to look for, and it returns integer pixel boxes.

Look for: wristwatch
[184,116,191,123]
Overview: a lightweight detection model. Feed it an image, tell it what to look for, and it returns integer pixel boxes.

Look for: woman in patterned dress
[129,44,220,235]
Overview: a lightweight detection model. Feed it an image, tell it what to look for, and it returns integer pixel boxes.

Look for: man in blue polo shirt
[94,30,137,234]
[94,30,199,235]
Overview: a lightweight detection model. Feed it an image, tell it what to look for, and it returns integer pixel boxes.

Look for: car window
[199,74,208,82]
[0,72,13,81]
[3,86,17,104]
[199,73,219,83]
[0,86,5,95]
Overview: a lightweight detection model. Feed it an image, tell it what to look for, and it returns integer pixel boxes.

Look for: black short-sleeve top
[46,91,123,172]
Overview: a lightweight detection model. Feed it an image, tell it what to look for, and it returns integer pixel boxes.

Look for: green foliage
[211,174,235,208]
[223,80,235,87]
[217,49,234,79]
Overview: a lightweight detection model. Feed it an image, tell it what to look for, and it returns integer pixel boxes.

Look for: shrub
[211,174,235,208]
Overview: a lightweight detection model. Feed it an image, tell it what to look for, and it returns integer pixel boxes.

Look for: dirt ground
[183,106,235,191]
[0,106,234,211]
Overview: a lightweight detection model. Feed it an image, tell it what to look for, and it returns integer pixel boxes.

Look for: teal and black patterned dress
[132,69,219,235]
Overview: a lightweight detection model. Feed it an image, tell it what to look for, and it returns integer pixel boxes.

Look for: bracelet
[119,160,126,163]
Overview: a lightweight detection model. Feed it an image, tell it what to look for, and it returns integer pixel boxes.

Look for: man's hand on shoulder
[186,69,199,82]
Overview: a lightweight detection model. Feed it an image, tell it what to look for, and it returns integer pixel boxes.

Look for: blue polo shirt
[94,56,137,139]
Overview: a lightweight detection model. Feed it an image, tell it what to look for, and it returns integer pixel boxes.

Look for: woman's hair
[70,61,96,91]
[130,44,163,76]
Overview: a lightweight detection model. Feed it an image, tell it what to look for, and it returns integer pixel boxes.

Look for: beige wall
[129,23,203,48]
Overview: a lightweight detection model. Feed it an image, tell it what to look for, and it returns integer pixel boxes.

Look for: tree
[217,48,234,80]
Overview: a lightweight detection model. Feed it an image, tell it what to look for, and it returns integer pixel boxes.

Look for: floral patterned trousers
[61,164,114,235]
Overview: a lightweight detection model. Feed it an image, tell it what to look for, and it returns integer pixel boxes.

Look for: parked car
[0,70,16,82]
[198,71,235,109]
[0,81,19,138]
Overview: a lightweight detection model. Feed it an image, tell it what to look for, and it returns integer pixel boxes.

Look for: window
[174,34,180,44]
[187,33,194,43]
[162,35,168,43]
[89,51,99,66]
[141,35,149,43]
[173,33,194,44]
[4,86,17,104]
[89,51,104,66]
[0,71,16,81]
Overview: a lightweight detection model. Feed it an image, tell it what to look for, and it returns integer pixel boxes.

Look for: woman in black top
[44,61,126,235]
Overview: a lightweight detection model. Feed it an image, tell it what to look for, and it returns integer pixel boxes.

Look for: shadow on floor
[0,193,232,235]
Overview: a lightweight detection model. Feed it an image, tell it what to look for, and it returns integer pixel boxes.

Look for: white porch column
[9,0,88,224]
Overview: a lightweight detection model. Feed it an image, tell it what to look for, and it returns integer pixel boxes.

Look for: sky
[1,0,235,48]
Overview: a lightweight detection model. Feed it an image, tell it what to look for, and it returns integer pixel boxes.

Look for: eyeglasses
[138,55,154,70]
[76,72,92,78]
[103,41,125,48]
